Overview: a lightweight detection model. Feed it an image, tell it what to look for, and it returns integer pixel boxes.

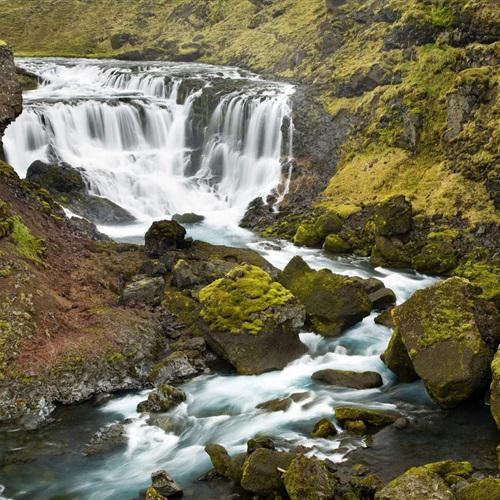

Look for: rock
[171,259,199,289]
[312,369,383,389]
[393,417,409,430]
[205,444,245,483]
[144,487,167,500]
[371,195,412,236]
[240,448,294,495]
[368,288,396,310]
[140,259,168,277]
[247,437,275,454]
[170,337,206,352]
[278,256,372,336]
[122,276,164,307]
[149,352,200,385]
[67,216,111,241]
[84,422,127,455]
[344,420,367,434]
[375,470,453,500]
[456,477,500,500]
[389,277,499,407]
[151,469,183,498]
[374,309,395,328]
[335,406,401,427]
[256,397,292,412]
[412,232,459,274]
[136,384,186,413]
[356,277,385,295]
[199,264,306,374]
[323,233,351,253]
[147,414,177,433]
[283,454,338,500]
[172,212,205,224]
[91,393,112,406]
[381,328,418,383]
[311,418,337,438]
[490,349,500,429]
[294,212,343,248]
[145,220,187,257]
[371,236,412,268]
[335,63,400,98]
[27,160,86,194]
[69,195,136,225]
[110,32,138,49]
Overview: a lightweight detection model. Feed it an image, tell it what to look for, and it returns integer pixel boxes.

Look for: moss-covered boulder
[136,384,186,413]
[381,329,419,383]
[312,369,383,389]
[456,477,500,499]
[278,256,372,336]
[205,444,244,484]
[371,195,412,236]
[371,236,412,268]
[26,160,86,194]
[240,448,294,495]
[199,264,306,374]
[490,349,500,429]
[283,455,337,500]
[388,277,499,407]
[311,418,337,438]
[412,231,459,274]
[293,212,343,248]
[335,406,401,428]
[323,233,351,253]
[145,220,187,256]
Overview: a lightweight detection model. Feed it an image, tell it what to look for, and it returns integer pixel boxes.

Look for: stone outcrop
[312,369,383,389]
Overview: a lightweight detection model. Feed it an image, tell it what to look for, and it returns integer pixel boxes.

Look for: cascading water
[4,58,294,241]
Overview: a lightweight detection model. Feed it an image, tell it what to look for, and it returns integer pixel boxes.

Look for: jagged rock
[412,231,458,274]
[374,309,395,328]
[278,256,372,336]
[145,220,187,256]
[149,351,200,385]
[171,259,199,289]
[172,212,205,224]
[283,454,338,500]
[122,276,164,307]
[311,418,337,438]
[335,406,401,428]
[312,369,383,389]
[381,329,418,383]
[385,277,499,407]
[490,349,500,430]
[170,337,206,352]
[136,384,186,413]
[84,422,127,455]
[371,236,412,268]
[247,437,275,454]
[372,195,412,236]
[151,469,183,498]
[368,287,396,310]
[240,448,294,495]
[199,264,306,374]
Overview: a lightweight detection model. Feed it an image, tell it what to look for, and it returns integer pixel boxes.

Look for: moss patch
[8,216,46,264]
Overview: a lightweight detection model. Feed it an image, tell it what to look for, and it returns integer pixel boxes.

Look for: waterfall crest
[4,59,294,234]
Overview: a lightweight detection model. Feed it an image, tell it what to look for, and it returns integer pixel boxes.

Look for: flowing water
[1,59,495,500]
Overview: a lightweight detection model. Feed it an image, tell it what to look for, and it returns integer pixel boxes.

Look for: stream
[0,59,497,499]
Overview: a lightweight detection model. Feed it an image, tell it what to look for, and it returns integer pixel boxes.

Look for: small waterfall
[4,59,294,233]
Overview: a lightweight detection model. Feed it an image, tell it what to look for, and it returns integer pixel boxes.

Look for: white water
[1,59,442,500]
[5,59,293,240]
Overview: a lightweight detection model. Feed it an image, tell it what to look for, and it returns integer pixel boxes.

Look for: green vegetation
[8,216,46,264]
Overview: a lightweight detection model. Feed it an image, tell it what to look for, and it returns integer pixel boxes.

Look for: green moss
[323,234,351,253]
[107,352,125,365]
[311,418,337,438]
[431,4,454,27]
[199,264,295,335]
[8,217,46,264]
[335,406,400,426]
[454,258,500,305]
[293,223,322,247]
[412,239,458,274]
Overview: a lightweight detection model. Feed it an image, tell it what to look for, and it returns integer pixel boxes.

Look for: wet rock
[371,236,412,268]
[490,349,500,430]
[283,454,338,500]
[147,414,178,433]
[91,392,112,407]
[27,160,86,193]
[344,420,367,434]
[205,444,245,483]
[356,277,385,295]
[374,309,395,328]
[240,448,294,495]
[368,288,396,310]
[199,264,306,374]
[335,406,401,428]
[136,384,186,413]
[151,469,183,498]
[247,437,275,454]
[149,351,200,385]
[145,220,187,257]
[84,422,127,455]
[144,487,167,500]
[372,195,412,236]
[393,417,409,430]
[381,329,418,383]
[69,195,136,225]
[323,233,351,253]
[311,418,337,438]
[172,212,205,224]
[388,277,499,407]
[256,397,292,412]
[122,276,164,307]
[278,256,372,336]
[456,477,500,499]
[312,369,383,389]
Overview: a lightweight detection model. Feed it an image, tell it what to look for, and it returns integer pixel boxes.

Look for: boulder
[147,414,178,433]
[144,487,166,500]
[490,349,500,429]
[145,220,187,256]
[311,418,337,438]
[247,437,275,454]
[278,256,372,336]
[335,406,401,427]
[151,469,183,498]
[27,160,86,194]
[412,231,459,274]
[456,477,500,500]
[381,329,418,383]
[67,195,136,225]
[283,455,338,500]
[136,384,186,413]
[240,448,294,495]
[293,212,343,248]
[199,264,306,374]
[387,277,499,407]
[84,422,127,455]
[256,397,292,412]
[368,287,396,310]
[323,234,351,253]
[122,276,164,307]
[171,259,199,289]
[371,195,412,236]
[374,309,395,328]
[205,444,245,483]
[371,236,412,268]
[149,351,200,385]
[172,212,205,224]
[312,369,383,389]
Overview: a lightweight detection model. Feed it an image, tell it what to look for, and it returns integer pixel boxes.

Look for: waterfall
[4,59,294,235]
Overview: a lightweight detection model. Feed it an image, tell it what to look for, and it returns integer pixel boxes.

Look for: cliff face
[0,42,22,157]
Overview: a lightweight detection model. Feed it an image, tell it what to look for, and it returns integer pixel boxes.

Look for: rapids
[2,59,495,500]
